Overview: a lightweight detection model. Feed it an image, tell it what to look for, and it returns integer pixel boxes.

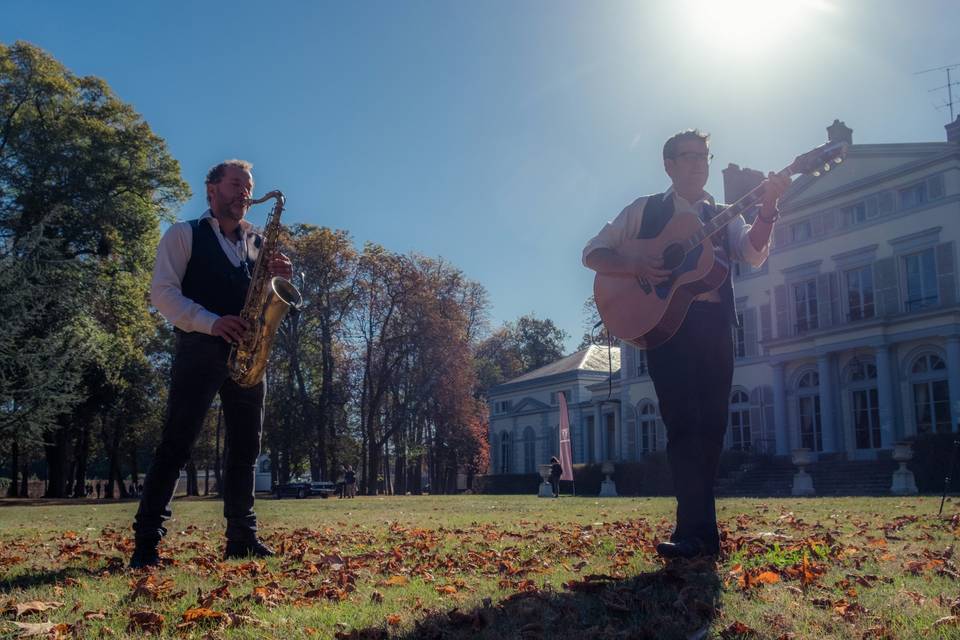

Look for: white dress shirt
[582,187,770,303]
[150,210,257,335]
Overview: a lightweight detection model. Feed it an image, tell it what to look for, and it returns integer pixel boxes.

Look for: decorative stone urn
[890,441,919,495]
[791,448,815,496]
[599,461,618,497]
[537,464,554,498]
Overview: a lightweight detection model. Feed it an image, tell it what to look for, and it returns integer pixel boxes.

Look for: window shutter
[873,257,899,316]
[829,272,842,325]
[817,273,832,328]
[744,307,758,357]
[760,303,772,342]
[774,285,789,337]
[936,241,956,307]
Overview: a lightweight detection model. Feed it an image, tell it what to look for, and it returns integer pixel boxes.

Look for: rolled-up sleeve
[150,222,220,335]
[582,196,648,267]
[728,212,770,267]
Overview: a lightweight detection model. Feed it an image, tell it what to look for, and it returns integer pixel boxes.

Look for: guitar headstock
[788,141,849,177]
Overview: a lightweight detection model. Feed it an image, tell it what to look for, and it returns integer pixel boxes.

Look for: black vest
[180,218,261,325]
[637,193,739,326]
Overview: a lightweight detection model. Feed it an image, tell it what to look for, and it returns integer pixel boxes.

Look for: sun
[682,0,832,53]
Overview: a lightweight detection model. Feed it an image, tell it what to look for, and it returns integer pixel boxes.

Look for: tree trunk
[43,427,69,498]
[19,457,29,497]
[8,438,19,497]
[73,423,90,498]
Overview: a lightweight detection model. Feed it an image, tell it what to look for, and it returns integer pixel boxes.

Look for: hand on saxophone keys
[268,252,293,280]
[212,315,251,345]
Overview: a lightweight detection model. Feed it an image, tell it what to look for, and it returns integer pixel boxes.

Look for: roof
[502,344,621,386]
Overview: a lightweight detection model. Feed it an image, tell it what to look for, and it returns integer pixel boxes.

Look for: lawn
[1,494,959,639]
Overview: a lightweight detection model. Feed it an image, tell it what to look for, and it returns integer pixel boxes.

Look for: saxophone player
[130,159,293,568]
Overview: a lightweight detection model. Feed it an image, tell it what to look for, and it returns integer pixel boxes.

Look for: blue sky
[4,1,958,351]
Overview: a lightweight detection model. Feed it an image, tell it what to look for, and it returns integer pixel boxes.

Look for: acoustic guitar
[593,140,848,349]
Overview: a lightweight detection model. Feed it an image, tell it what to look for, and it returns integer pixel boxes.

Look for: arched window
[499,432,511,474]
[797,370,823,451]
[523,427,536,473]
[848,360,881,449]
[639,402,658,454]
[910,353,952,434]
[730,390,751,450]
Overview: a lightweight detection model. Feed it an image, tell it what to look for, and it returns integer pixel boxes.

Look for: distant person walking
[549,457,563,498]
[345,465,356,498]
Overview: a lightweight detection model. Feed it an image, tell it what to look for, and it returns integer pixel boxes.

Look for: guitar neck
[683,164,792,252]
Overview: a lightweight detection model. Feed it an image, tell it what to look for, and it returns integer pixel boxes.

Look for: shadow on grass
[0,558,126,592]
[341,559,722,640]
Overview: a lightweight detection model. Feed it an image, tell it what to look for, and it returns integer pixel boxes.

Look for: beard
[212,191,247,222]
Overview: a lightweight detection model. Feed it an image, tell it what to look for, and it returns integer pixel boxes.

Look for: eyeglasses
[672,152,714,164]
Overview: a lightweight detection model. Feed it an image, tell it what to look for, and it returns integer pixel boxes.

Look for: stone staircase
[716,455,902,497]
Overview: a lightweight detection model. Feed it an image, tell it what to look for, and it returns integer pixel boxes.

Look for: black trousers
[133,332,265,543]
[646,302,733,553]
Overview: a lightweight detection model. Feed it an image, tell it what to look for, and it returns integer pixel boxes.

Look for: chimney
[722,163,764,204]
[827,119,853,145]
[947,116,960,144]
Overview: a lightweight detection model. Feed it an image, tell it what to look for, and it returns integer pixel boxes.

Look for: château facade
[488,118,960,474]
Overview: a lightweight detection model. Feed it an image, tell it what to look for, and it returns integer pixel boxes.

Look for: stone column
[818,354,836,452]
[593,404,603,463]
[875,344,896,448]
[773,363,789,455]
[947,337,960,429]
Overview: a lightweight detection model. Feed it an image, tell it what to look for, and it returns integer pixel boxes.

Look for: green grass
[1,495,959,639]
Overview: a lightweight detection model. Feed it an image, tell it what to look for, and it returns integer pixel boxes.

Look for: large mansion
[488,118,960,475]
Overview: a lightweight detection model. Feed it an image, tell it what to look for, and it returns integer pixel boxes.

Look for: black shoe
[656,539,703,559]
[129,542,161,569]
[223,539,275,560]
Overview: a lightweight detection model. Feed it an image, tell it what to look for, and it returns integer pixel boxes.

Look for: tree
[475,314,569,395]
[0,41,189,496]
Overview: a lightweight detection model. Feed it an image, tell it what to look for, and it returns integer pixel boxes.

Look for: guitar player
[582,129,791,559]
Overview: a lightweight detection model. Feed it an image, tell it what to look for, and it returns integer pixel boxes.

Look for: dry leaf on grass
[127,610,165,634]
[6,600,64,618]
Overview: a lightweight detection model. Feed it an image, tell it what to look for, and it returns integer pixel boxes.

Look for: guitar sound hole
[662,244,685,270]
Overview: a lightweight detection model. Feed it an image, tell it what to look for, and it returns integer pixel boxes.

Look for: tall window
[639,402,657,454]
[911,354,952,434]
[903,249,938,311]
[604,413,616,460]
[842,201,867,225]
[798,371,823,451]
[734,312,746,358]
[729,390,751,451]
[522,427,536,473]
[793,280,819,333]
[849,362,881,449]
[899,182,927,209]
[845,266,875,321]
[791,220,812,243]
[636,350,648,376]
[499,432,511,474]
[584,416,595,463]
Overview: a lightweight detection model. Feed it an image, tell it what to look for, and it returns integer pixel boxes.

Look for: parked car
[274,478,337,499]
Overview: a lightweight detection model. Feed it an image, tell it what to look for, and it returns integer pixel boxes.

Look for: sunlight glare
[684,0,833,53]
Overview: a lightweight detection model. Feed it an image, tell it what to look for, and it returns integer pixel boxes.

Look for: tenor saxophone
[227,191,303,387]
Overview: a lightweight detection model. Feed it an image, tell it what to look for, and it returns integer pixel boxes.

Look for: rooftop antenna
[916,63,960,122]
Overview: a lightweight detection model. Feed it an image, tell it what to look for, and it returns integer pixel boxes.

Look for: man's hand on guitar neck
[584,248,671,283]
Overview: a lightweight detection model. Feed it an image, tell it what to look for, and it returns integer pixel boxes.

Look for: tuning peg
[833,156,843,164]
[812,170,821,177]
[823,163,831,172]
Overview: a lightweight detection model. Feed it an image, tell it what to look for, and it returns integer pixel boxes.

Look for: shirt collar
[201,209,253,237]
[665,186,715,211]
